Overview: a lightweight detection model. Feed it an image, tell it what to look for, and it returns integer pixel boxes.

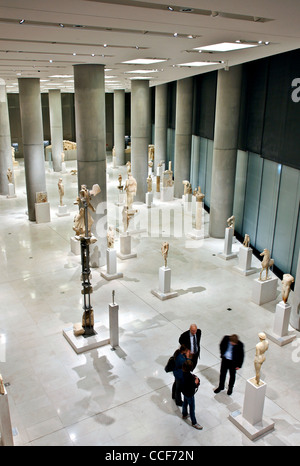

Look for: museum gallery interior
[0,0,299,447]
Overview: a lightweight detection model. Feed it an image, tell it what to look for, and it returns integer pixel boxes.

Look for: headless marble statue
[253,332,269,386]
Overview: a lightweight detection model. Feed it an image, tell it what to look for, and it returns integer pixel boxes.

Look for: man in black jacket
[179,324,201,370]
[214,334,244,395]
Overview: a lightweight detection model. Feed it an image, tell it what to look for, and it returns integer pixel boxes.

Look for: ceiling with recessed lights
[0,0,299,93]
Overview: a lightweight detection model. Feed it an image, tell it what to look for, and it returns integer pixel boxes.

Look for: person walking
[172,345,191,406]
[214,334,244,395]
[179,324,201,370]
[181,360,203,430]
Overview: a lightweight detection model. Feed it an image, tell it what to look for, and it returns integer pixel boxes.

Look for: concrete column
[0,79,13,195]
[114,89,125,166]
[18,78,46,221]
[74,64,107,267]
[290,252,300,330]
[174,77,193,198]
[48,89,63,172]
[131,79,150,202]
[154,83,168,170]
[209,66,242,238]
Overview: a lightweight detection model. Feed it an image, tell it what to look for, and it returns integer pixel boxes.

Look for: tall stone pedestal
[101,248,123,280]
[234,246,257,275]
[151,266,178,300]
[117,233,137,260]
[218,227,237,260]
[146,192,153,208]
[266,301,297,346]
[229,379,275,441]
[252,277,278,305]
[56,204,70,217]
[109,302,119,348]
[161,186,174,202]
[6,183,16,199]
[70,236,81,255]
[35,202,51,224]
[0,388,14,446]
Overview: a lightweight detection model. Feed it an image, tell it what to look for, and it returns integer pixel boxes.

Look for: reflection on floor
[0,157,299,446]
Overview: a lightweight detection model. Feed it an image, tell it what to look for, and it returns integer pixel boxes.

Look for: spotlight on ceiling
[19,19,25,24]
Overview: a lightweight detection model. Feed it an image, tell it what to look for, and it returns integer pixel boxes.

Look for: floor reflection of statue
[161,242,169,267]
[73,184,101,240]
[253,332,269,386]
[58,178,64,206]
[125,173,137,209]
[281,273,294,303]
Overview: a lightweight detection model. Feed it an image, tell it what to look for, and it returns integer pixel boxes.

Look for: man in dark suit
[214,334,244,395]
[179,324,201,370]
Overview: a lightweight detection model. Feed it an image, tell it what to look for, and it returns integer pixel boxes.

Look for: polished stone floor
[0,157,299,447]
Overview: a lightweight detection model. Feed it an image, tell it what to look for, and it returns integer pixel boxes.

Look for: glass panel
[233,150,248,234]
[255,159,280,252]
[272,165,300,272]
[198,137,207,194]
[190,135,200,189]
[242,152,263,243]
[205,139,214,208]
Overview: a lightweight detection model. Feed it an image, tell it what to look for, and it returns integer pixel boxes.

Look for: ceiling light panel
[194,42,258,52]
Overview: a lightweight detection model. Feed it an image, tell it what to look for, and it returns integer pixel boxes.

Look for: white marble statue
[161,242,169,267]
[259,248,274,281]
[182,180,192,195]
[122,205,137,232]
[253,332,269,386]
[58,178,64,206]
[73,184,101,239]
[0,373,5,395]
[117,174,123,191]
[107,226,115,249]
[126,161,131,175]
[7,167,13,184]
[125,173,137,209]
[243,234,250,248]
[227,215,235,232]
[147,175,152,193]
[281,273,294,304]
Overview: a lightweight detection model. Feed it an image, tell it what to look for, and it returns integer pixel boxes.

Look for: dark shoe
[182,414,188,419]
[227,388,233,395]
[214,387,223,393]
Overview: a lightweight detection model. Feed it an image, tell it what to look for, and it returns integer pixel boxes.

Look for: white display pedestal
[109,302,119,348]
[35,202,51,224]
[63,322,110,354]
[70,236,81,255]
[61,162,67,173]
[0,388,14,446]
[101,248,123,281]
[234,246,257,275]
[117,233,137,260]
[115,191,126,206]
[266,301,297,346]
[151,266,178,300]
[145,192,153,208]
[252,277,278,305]
[160,186,174,202]
[218,228,237,260]
[6,183,16,199]
[112,155,117,169]
[182,193,192,203]
[56,204,70,217]
[229,379,274,440]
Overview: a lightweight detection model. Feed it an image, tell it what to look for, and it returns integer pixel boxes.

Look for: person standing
[179,324,201,370]
[214,334,244,395]
[172,345,191,406]
[181,360,202,430]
